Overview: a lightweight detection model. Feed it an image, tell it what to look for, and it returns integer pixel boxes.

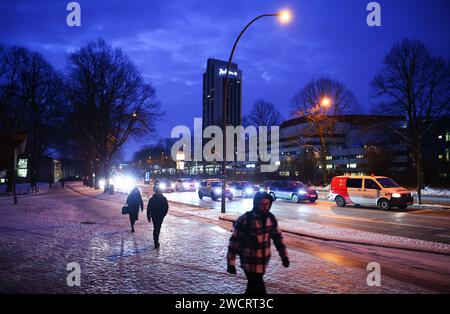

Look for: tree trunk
[319,128,328,185]
[93,160,99,189]
[88,161,94,188]
[415,144,424,205]
[103,160,111,193]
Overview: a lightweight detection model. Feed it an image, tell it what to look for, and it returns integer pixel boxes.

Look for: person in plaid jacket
[227,191,289,294]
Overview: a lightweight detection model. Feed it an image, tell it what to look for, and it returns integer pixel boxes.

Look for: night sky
[1,0,449,160]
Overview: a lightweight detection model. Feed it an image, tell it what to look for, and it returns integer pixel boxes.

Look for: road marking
[284,203,450,230]
[296,211,449,230]
[93,189,450,232]
[296,206,450,229]
[167,196,449,231]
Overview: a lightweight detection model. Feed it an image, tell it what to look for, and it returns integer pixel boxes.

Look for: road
[155,189,450,245]
[0,182,449,293]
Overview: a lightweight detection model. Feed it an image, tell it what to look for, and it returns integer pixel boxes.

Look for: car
[330,175,413,210]
[266,180,318,203]
[154,178,175,193]
[229,181,260,198]
[198,179,233,201]
[174,178,197,192]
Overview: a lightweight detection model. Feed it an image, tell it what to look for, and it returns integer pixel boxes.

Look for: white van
[330,175,414,210]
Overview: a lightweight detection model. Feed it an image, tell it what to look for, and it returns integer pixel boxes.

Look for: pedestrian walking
[227,191,289,295]
[48,174,54,188]
[30,171,38,194]
[126,187,144,233]
[60,178,65,189]
[146,186,169,249]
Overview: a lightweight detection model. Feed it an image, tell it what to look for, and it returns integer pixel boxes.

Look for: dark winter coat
[227,192,288,274]
[127,188,144,222]
[147,194,169,223]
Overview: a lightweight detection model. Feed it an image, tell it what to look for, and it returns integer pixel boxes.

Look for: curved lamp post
[221,10,292,213]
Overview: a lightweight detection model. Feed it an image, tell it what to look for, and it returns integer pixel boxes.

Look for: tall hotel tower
[202,58,242,130]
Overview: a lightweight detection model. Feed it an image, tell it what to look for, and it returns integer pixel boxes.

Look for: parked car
[174,178,197,192]
[229,181,260,198]
[154,178,175,193]
[198,179,233,201]
[330,175,413,210]
[266,180,318,203]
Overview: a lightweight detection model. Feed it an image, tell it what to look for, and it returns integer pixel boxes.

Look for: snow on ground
[414,187,450,198]
[154,196,450,254]
[0,182,49,195]
[219,214,450,255]
[0,182,436,293]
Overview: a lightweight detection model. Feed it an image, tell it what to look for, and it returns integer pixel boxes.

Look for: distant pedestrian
[48,175,54,188]
[30,171,38,194]
[146,186,169,249]
[60,178,65,189]
[227,191,289,295]
[126,187,144,233]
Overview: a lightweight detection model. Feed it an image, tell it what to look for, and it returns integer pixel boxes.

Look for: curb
[68,186,450,256]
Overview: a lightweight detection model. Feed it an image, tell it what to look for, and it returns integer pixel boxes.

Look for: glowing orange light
[321,97,332,107]
[278,9,292,24]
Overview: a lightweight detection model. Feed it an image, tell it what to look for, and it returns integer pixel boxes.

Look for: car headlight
[298,189,308,195]
[159,183,166,190]
[214,188,222,194]
[245,188,253,194]
[392,193,401,198]
[195,183,199,188]
[259,188,265,192]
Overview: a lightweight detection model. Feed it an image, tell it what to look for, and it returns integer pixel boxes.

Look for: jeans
[152,219,163,244]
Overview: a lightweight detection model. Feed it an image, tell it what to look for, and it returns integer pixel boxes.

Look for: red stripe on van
[331,177,351,204]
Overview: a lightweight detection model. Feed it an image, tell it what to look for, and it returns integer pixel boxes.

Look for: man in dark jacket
[147,186,169,249]
[227,191,289,294]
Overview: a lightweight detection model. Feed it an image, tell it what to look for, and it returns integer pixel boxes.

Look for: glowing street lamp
[220,9,293,214]
[321,97,332,108]
[278,9,292,24]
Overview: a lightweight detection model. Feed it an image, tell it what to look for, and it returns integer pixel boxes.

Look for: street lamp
[311,96,332,114]
[320,97,332,108]
[278,9,292,24]
[221,9,292,213]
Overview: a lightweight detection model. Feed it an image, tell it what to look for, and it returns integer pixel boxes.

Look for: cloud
[2,0,449,160]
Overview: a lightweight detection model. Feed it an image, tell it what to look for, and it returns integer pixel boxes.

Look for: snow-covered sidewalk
[1,182,438,293]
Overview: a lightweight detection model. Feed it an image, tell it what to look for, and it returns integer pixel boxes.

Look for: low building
[278,115,411,184]
[422,116,450,187]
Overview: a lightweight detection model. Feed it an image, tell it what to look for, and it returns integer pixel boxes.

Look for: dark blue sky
[1,0,449,159]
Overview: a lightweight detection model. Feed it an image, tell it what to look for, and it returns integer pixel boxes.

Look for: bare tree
[66,39,162,190]
[371,39,450,203]
[294,150,320,185]
[0,46,64,184]
[131,138,176,175]
[292,77,359,184]
[364,146,392,177]
[243,99,283,128]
